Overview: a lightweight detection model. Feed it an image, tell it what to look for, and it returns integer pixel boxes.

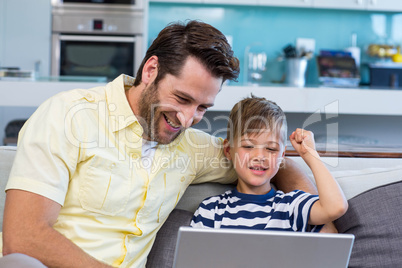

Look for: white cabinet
[150,0,202,3]
[0,0,51,77]
[314,0,402,11]
[366,0,402,12]
[313,0,366,10]
[203,0,258,5]
[150,0,402,12]
[258,0,313,8]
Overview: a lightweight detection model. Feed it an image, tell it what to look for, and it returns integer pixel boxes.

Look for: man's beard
[137,82,184,144]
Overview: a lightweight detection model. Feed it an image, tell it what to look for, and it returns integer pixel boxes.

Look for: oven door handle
[59,35,136,43]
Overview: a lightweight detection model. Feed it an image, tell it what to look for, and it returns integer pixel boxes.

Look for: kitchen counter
[213,84,402,115]
[1,80,402,116]
[0,79,105,107]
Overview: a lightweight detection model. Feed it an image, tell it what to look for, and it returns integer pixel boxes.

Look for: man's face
[138,57,222,144]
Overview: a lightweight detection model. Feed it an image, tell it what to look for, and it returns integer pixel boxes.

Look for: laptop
[173,227,354,268]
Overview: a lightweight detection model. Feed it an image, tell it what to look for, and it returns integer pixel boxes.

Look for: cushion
[334,181,402,268]
[147,209,194,268]
[0,253,46,267]
[331,165,402,200]
[288,157,402,201]
[0,146,17,231]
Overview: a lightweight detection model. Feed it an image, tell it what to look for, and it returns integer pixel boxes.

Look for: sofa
[1,146,402,267]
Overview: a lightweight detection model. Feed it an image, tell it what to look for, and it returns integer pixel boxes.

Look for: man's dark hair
[134,20,240,86]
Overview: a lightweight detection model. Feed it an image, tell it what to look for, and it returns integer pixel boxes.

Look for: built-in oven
[51,0,144,81]
[52,0,143,9]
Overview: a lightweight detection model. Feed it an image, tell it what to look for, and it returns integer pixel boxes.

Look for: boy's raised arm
[289,128,348,225]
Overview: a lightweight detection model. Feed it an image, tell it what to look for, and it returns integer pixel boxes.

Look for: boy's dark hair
[227,95,287,146]
[134,20,240,87]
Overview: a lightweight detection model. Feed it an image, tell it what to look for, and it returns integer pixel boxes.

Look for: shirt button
[85,93,94,102]
[180,177,185,182]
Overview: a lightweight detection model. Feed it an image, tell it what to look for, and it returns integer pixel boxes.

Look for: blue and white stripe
[191,188,322,232]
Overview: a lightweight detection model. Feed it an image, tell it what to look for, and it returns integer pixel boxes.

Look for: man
[1,20,319,267]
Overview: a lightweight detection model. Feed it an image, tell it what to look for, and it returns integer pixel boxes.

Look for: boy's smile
[249,164,268,175]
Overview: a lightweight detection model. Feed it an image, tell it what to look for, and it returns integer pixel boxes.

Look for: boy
[191,96,348,232]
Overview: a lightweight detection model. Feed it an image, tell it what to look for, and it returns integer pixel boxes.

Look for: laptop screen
[173,227,354,268]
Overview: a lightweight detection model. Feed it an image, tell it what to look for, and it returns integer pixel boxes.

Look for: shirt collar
[106,74,143,136]
[232,188,276,203]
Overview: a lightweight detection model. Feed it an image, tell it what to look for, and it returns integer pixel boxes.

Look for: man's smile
[163,113,181,130]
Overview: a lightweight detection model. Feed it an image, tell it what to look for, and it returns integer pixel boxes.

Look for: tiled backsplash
[149,3,402,85]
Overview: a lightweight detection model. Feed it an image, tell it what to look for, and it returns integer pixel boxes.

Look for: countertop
[1,79,402,116]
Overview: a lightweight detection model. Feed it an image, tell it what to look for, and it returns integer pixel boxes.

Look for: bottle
[345,33,361,69]
[390,73,399,88]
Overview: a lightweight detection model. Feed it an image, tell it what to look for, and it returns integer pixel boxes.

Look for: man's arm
[2,189,112,268]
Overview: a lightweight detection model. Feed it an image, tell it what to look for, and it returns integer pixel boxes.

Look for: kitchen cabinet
[203,0,258,5]
[313,0,366,10]
[0,0,51,77]
[314,0,402,11]
[258,0,313,8]
[152,0,258,4]
[150,0,202,3]
[150,0,402,12]
[366,0,402,12]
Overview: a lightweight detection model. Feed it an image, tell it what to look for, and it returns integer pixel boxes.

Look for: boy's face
[224,130,285,195]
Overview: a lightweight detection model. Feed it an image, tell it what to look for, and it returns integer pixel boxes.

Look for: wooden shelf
[286,150,402,158]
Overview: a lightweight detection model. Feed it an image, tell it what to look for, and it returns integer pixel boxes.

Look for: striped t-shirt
[191,188,322,232]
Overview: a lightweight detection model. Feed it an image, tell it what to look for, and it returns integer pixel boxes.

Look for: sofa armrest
[0,146,17,231]
[334,181,402,267]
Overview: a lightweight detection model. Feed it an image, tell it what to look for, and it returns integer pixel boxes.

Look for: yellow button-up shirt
[4,75,236,267]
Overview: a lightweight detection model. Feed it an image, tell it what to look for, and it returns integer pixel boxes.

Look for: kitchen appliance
[316,52,360,87]
[52,0,143,9]
[51,0,144,81]
[369,62,402,88]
